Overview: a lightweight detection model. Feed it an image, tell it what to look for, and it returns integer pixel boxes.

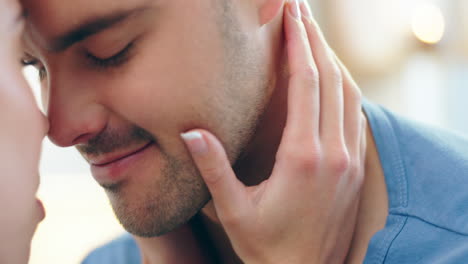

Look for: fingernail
[288,0,301,19]
[301,1,313,18]
[181,131,207,154]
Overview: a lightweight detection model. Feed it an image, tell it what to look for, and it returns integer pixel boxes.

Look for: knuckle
[220,211,242,228]
[288,151,322,173]
[300,66,320,85]
[297,155,321,172]
[277,139,324,173]
[326,64,343,85]
[325,150,351,174]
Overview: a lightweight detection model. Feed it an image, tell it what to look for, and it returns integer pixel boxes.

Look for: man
[20,0,468,263]
[1,0,363,262]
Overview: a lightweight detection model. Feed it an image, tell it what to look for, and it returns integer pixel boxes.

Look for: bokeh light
[412,2,445,44]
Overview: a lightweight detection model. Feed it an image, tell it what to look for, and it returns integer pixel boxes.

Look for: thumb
[181,129,246,218]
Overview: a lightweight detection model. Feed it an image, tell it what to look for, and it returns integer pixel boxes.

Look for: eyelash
[21,58,47,81]
[20,42,135,80]
[85,42,134,69]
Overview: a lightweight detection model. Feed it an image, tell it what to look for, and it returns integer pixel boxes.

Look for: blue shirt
[362,100,468,263]
[83,100,468,264]
[81,233,141,264]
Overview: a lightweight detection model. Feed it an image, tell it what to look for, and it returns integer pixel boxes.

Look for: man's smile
[87,141,154,166]
[88,141,157,185]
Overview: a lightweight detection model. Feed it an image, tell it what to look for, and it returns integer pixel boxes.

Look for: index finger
[280,0,320,149]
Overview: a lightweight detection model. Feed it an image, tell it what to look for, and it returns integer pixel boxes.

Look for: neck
[134,218,217,264]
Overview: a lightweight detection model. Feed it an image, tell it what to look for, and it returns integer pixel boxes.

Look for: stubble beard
[108,150,211,237]
[105,0,271,238]
[107,82,268,238]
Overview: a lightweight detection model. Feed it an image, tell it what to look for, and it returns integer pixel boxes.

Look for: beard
[81,0,271,237]
[104,84,268,238]
[108,149,211,237]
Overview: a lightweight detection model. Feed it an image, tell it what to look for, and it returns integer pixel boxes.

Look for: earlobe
[257,0,286,25]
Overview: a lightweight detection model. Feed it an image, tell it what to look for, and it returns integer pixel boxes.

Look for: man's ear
[256,0,286,25]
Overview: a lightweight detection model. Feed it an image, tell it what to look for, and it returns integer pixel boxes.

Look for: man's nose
[45,74,109,147]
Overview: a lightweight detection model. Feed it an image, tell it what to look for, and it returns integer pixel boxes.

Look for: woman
[0,0,48,263]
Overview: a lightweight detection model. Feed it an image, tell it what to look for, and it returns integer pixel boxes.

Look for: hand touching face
[181,1,366,263]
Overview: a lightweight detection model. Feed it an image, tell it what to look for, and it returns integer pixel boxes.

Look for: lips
[36,198,46,222]
[90,141,156,185]
[88,141,153,166]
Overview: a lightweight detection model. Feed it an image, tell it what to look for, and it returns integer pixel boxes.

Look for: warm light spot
[411,3,445,44]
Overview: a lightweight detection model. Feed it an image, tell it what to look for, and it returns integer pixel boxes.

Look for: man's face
[22,0,275,236]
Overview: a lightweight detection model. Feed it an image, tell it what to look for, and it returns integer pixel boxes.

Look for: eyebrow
[47,7,147,52]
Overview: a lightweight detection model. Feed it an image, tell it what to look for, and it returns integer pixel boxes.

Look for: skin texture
[0,1,48,263]
[181,2,367,263]
[21,0,279,238]
[22,0,275,238]
[19,0,388,263]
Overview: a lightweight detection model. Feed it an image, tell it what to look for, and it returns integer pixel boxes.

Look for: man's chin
[99,145,212,237]
[118,205,210,238]
[110,185,211,238]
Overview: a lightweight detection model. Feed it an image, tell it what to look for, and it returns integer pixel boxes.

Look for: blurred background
[26,0,468,263]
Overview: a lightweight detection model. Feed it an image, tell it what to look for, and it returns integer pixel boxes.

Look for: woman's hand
[0,1,48,263]
[181,0,366,263]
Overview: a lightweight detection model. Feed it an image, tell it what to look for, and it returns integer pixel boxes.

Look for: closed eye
[86,42,134,69]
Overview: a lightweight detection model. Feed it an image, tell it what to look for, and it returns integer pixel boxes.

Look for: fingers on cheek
[284,3,316,73]
[325,60,344,89]
[300,10,343,89]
